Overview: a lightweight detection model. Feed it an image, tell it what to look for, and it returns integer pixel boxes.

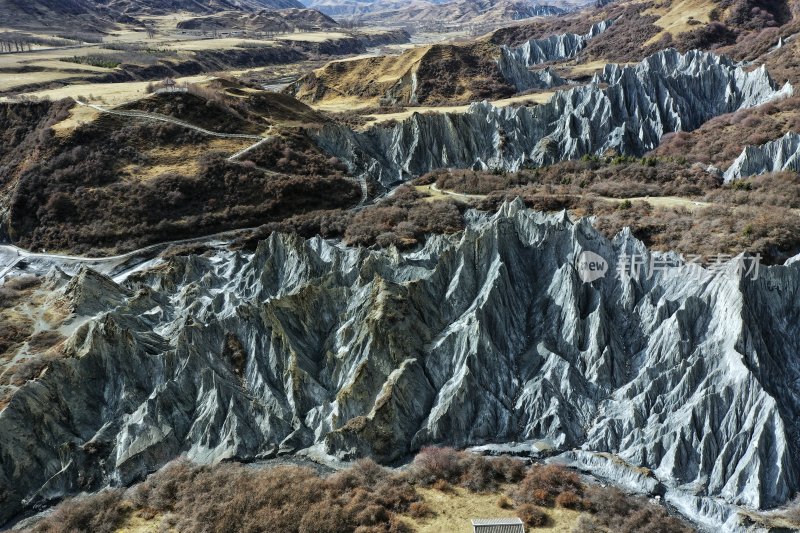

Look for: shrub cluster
[408,446,526,492]
[429,156,718,200]
[511,464,587,508]
[425,154,800,263]
[654,96,800,168]
[574,486,695,533]
[343,186,465,249]
[23,449,699,533]
[31,459,416,533]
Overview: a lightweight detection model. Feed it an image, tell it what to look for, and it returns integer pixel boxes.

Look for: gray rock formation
[723,131,800,182]
[496,20,610,91]
[501,19,612,68]
[1,201,799,531]
[496,54,566,92]
[313,49,793,191]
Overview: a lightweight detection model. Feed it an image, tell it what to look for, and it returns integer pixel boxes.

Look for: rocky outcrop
[496,20,611,91]
[1,202,800,531]
[501,19,613,68]
[723,131,800,182]
[312,49,793,191]
[497,53,566,92]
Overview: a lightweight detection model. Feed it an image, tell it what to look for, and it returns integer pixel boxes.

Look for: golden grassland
[110,486,583,533]
[416,183,713,212]
[644,0,717,44]
[119,138,254,181]
[295,45,433,108]
[0,75,214,106]
[399,486,582,533]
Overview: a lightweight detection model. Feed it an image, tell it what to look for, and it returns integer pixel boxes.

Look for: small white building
[471,517,526,533]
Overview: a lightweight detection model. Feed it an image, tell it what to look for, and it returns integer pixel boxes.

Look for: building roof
[471,517,525,533]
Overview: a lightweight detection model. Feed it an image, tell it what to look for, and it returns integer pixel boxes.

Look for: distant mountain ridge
[100,0,306,15]
[304,0,569,22]
[177,7,339,32]
[0,0,306,30]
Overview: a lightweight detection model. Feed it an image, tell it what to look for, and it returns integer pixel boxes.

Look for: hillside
[0,0,123,31]
[5,0,800,532]
[491,0,799,62]
[0,85,361,254]
[350,0,566,24]
[98,0,306,15]
[288,41,520,107]
[306,0,580,20]
[0,0,306,31]
[177,8,339,33]
[293,0,800,109]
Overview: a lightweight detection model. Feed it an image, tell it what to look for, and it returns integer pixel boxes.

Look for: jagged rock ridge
[497,20,611,91]
[501,19,612,68]
[497,56,566,92]
[723,131,800,182]
[1,202,799,531]
[312,49,793,191]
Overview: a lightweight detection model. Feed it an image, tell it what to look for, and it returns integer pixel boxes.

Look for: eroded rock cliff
[313,49,793,191]
[723,131,800,182]
[1,202,799,531]
[501,19,613,68]
[495,20,612,91]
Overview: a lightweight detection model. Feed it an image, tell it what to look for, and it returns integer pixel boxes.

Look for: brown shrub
[328,458,389,491]
[491,456,527,483]
[298,503,349,533]
[432,479,454,493]
[512,465,584,507]
[555,490,586,510]
[497,495,513,509]
[27,330,66,352]
[595,202,800,264]
[577,486,695,533]
[6,107,361,255]
[408,501,436,519]
[516,503,548,527]
[582,3,664,62]
[409,447,525,493]
[29,458,420,533]
[388,517,414,533]
[372,478,419,512]
[344,186,464,249]
[0,275,41,309]
[411,446,465,485]
[653,96,800,168]
[30,489,129,533]
[460,456,499,492]
[354,504,391,526]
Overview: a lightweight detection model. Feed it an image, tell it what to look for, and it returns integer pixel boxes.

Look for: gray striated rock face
[1,201,800,530]
[496,54,566,92]
[495,21,612,91]
[723,131,800,182]
[312,49,793,191]
[501,19,612,68]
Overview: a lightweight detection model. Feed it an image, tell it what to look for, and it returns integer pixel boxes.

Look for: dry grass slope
[21,448,696,533]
